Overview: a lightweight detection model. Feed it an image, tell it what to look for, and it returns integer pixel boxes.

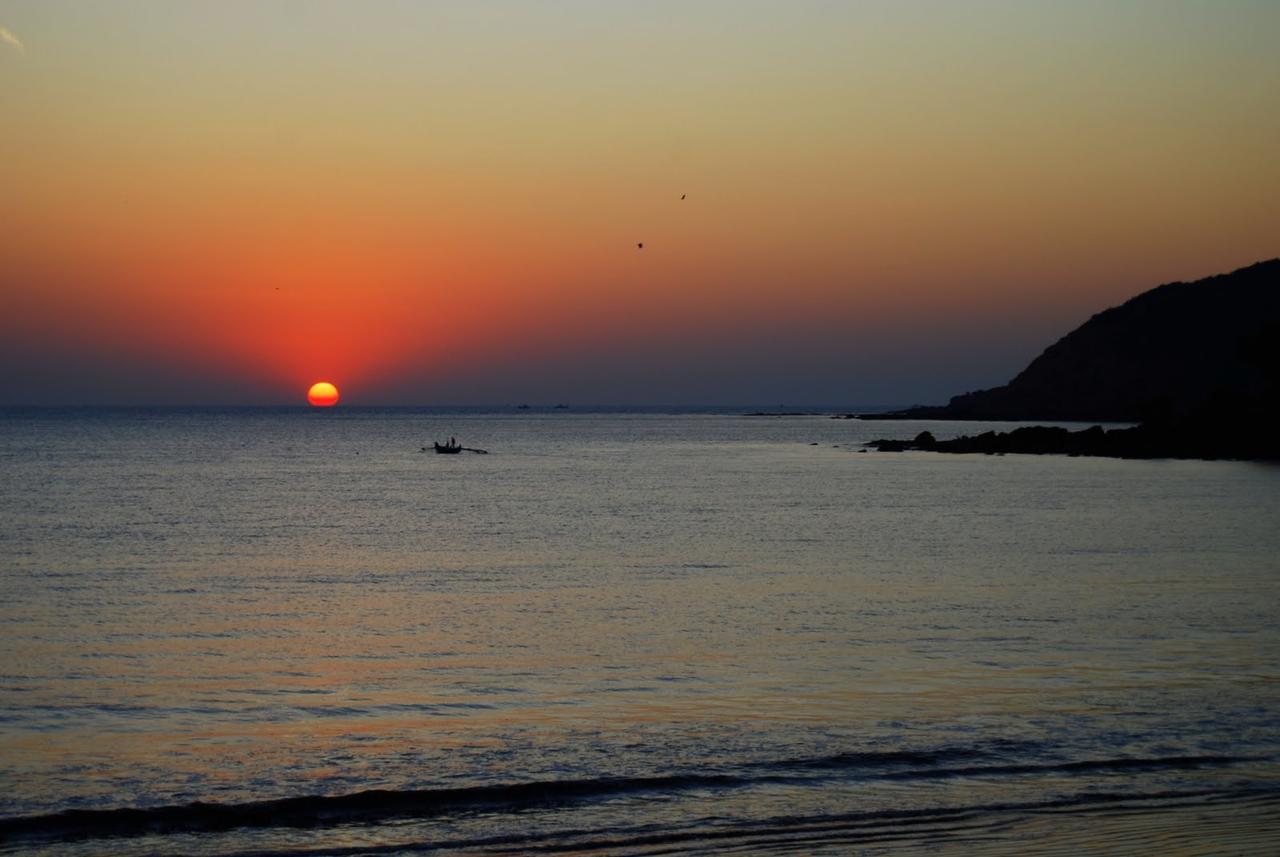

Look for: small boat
[422,437,488,455]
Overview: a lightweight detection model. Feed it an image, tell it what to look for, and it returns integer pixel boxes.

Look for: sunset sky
[2,1,1277,406]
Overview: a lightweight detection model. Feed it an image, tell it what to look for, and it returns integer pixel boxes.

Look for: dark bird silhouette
[680,194,686,200]
[637,242,644,249]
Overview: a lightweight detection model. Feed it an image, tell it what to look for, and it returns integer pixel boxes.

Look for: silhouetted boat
[421,438,488,455]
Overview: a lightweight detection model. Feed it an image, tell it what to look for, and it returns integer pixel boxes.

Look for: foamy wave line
[206,788,1280,857]
[0,750,1260,845]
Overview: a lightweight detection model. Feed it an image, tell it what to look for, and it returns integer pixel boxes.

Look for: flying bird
[637,242,644,249]
[680,194,686,200]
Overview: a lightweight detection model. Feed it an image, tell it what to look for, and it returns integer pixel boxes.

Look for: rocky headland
[864,259,1279,460]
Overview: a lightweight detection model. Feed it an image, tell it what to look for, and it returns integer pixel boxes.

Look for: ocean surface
[1,407,1278,855]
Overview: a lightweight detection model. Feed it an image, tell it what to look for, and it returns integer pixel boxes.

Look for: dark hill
[870,259,1280,422]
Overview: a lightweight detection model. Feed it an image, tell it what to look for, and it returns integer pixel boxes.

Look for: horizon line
[0,402,911,412]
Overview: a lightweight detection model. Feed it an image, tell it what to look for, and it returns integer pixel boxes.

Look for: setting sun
[306,381,339,407]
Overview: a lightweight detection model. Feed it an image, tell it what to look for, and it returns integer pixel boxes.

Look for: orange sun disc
[307,381,340,407]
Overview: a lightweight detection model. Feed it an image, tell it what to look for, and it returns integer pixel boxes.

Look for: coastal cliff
[868,259,1279,423]
[865,259,1279,459]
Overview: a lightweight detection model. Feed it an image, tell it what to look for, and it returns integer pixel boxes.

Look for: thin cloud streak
[0,26,24,53]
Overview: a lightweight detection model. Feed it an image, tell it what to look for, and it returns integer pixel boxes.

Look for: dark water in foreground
[1,408,1278,855]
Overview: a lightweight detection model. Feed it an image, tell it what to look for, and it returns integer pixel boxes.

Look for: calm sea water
[1,408,1278,855]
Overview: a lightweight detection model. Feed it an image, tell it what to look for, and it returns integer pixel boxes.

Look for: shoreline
[867,420,1278,461]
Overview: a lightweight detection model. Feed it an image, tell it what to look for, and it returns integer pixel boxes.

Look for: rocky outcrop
[865,259,1280,422]
[869,418,1277,460]
[861,259,1280,459]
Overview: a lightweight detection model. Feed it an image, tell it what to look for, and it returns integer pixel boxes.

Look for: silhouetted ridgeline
[868,259,1279,422]
[865,259,1280,459]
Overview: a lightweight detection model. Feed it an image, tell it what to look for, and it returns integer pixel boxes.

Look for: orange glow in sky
[1,2,1278,405]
